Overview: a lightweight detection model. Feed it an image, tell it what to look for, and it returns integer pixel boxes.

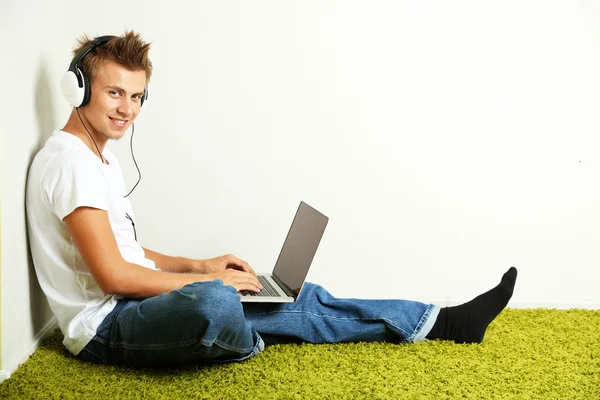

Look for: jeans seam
[208,337,265,364]
[245,310,412,339]
[407,304,438,343]
[104,338,200,350]
[207,337,261,355]
[102,337,258,355]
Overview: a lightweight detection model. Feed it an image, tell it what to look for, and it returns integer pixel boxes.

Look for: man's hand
[197,254,262,292]
[205,269,263,293]
[198,254,257,275]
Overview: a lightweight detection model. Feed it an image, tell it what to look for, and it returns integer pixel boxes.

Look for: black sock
[426,267,518,344]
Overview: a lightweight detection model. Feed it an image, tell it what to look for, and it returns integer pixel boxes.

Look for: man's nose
[117,98,134,116]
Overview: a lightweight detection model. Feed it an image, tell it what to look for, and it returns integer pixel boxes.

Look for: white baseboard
[0,317,57,383]
[507,301,600,310]
[417,298,600,310]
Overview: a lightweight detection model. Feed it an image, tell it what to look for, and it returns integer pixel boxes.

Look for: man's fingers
[228,256,256,276]
[235,283,262,293]
[241,261,256,275]
[225,270,262,292]
[234,281,262,292]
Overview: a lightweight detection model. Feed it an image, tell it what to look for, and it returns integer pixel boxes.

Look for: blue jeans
[77,280,440,366]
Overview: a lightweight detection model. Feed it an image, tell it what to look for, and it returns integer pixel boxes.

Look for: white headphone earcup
[60,70,84,107]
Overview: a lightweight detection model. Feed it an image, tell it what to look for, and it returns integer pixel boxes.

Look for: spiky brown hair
[72,30,153,84]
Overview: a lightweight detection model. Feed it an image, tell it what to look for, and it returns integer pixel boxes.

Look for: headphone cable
[124,122,141,198]
[124,123,141,240]
[76,107,105,164]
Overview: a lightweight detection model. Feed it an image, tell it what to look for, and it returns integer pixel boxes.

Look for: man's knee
[175,280,249,338]
[298,282,330,300]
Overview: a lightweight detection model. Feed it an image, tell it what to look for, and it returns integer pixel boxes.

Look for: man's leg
[243,268,517,345]
[243,283,440,345]
[78,280,264,366]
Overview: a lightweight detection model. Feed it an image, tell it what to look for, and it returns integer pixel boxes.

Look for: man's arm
[142,247,202,274]
[64,207,262,298]
[143,248,259,276]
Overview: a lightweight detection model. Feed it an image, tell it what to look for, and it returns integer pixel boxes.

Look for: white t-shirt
[26,130,157,355]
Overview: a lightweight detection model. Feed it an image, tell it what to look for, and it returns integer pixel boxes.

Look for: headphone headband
[68,35,117,74]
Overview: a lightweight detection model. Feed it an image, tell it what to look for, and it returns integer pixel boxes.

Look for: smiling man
[64,59,145,149]
[26,31,518,367]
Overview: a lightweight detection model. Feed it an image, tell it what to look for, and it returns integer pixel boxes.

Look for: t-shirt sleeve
[45,155,110,221]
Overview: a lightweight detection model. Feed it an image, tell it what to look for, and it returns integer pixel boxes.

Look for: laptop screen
[272,202,328,295]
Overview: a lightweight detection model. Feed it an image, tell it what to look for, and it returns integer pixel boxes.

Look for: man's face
[82,61,146,141]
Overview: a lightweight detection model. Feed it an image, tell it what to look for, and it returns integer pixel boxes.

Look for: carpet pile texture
[1,309,599,399]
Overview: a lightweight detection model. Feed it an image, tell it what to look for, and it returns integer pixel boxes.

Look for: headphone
[60,35,149,108]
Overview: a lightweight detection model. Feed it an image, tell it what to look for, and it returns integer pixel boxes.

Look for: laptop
[239,201,328,303]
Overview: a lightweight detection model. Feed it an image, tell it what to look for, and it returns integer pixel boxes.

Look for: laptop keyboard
[241,276,283,297]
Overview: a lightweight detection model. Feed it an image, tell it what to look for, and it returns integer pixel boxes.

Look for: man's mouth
[109,117,128,127]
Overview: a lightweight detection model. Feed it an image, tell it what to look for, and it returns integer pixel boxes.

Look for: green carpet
[1,309,599,399]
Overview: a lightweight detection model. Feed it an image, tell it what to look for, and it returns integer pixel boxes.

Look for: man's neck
[63,109,107,162]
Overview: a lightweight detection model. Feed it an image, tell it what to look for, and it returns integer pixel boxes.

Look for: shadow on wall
[34,60,57,150]
[25,59,59,333]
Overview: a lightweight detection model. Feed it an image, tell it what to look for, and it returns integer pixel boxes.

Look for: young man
[26,31,518,367]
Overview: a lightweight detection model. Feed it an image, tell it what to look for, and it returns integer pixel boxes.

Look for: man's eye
[109,90,119,96]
